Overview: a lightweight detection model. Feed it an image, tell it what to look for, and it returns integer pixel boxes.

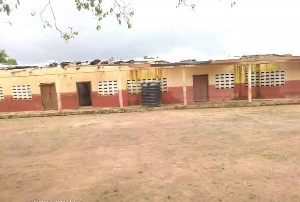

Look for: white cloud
[1,0,300,64]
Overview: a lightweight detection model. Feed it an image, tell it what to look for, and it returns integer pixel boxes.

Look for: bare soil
[0,105,299,202]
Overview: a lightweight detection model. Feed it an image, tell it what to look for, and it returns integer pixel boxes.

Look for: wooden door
[40,84,58,110]
[193,75,209,102]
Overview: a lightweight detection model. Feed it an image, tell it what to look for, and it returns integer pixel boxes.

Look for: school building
[0,54,300,112]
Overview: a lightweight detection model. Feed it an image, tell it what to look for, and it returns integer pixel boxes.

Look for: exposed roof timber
[237,57,300,65]
[2,55,300,70]
[216,56,300,64]
[151,56,300,67]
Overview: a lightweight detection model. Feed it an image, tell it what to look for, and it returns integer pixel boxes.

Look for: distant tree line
[0,49,18,65]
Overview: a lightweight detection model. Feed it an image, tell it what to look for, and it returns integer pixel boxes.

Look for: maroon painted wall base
[1,80,300,112]
[0,95,42,112]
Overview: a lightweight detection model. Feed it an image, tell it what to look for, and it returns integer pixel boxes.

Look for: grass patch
[261,153,282,160]
[230,154,241,158]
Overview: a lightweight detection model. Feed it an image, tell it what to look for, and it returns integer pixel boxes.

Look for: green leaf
[4,4,11,16]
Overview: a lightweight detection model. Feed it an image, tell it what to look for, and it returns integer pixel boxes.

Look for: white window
[260,71,285,87]
[246,71,285,87]
[215,73,235,89]
[140,78,168,93]
[127,78,168,94]
[12,85,32,100]
[245,71,260,87]
[0,87,4,101]
[98,80,118,96]
[159,78,168,92]
[127,79,141,94]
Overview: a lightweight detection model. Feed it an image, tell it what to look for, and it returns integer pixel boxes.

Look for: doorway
[193,75,209,102]
[40,83,58,110]
[76,82,92,107]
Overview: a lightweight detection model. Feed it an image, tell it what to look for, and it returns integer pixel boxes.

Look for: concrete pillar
[248,64,252,103]
[182,66,187,106]
[118,66,124,108]
[56,70,62,110]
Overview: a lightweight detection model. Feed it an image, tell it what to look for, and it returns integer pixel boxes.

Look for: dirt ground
[0,105,299,202]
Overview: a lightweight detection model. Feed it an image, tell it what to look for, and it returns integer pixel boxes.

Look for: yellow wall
[125,69,164,80]
[163,65,235,87]
[165,67,183,87]
[185,65,235,86]
[277,62,300,81]
[234,62,300,83]
[0,61,299,96]
[0,68,61,95]
[0,65,168,95]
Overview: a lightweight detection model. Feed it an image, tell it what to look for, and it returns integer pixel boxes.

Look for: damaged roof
[1,54,300,70]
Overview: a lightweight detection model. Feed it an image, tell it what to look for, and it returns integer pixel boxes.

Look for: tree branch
[0,0,236,42]
[33,0,78,42]
[176,0,195,10]
[0,20,12,25]
[0,0,20,15]
[48,0,62,33]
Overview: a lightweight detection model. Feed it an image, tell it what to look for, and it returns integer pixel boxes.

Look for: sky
[1,0,300,65]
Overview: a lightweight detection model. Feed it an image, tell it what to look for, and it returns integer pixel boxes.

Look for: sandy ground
[0,105,299,202]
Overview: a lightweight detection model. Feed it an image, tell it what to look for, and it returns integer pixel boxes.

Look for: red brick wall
[1,81,300,112]
[61,92,79,109]
[0,95,42,112]
[127,94,142,106]
[234,80,300,99]
[91,92,120,108]
[209,86,235,102]
[60,91,129,109]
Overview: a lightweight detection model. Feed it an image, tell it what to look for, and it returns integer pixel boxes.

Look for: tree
[0,49,9,63]
[0,50,18,65]
[5,58,18,65]
[108,57,115,62]
[1,0,137,42]
[0,1,234,42]
[144,56,158,60]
